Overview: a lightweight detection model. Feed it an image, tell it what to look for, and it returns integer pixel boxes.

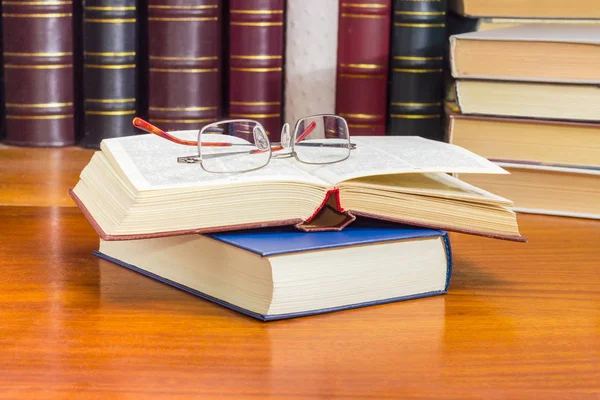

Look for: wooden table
[1,147,599,399]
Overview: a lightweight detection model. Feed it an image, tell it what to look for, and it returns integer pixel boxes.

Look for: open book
[70,131,524,241]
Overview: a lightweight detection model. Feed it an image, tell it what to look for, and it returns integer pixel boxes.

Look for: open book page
[101,131,330,191]
[340,172,514,206]
[297,136,508,185]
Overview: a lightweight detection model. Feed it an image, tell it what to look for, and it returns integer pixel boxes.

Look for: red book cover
[335,1,392,136]
[228,0,284,141]
[2,1,75,146]
[148,0,222,131]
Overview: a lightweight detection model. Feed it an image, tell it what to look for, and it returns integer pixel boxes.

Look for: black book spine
[81,1,138,148]
[388,0,446,141]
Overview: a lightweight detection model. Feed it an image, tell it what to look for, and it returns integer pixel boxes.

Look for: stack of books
[71,130,525,320]
[446,3,600,219]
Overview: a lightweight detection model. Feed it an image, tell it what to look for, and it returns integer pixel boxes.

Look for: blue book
[95,222,452,321]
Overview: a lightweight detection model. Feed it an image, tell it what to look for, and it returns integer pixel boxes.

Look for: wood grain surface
[0,146,598,399]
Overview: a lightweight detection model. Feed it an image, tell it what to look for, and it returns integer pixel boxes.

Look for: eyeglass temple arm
[132,118,233,147]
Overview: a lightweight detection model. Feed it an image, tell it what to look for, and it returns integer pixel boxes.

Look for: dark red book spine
[335,1,392,136]
[228,0,284,141]
[2,2,75,146]
[148,0,222,131]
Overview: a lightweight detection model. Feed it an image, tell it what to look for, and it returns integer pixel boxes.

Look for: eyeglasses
[132,114,356,173]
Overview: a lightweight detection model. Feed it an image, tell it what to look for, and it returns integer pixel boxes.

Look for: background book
[147,0,222,131]
[284,0,338,127]
[228,0,284,141]
[388,0,446,140]
[448,0,600,19]
[448,115,600,169]
[96,222,453,321]
[459,164,600,220]
[447,23,600,220]
[335,1,391,136]
[80,0,138,148]
[1,1,75,146]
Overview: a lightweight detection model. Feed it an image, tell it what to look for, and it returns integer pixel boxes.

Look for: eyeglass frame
[132,114,356,174]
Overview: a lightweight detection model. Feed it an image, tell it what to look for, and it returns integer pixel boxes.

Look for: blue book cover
[95,221,452,321]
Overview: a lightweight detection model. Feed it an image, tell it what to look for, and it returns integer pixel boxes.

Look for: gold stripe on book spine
[340,63,384,69]
[6,114,73,120]
[394,56,443,61]
[149,17,218,22]
[85,6,136,11]
[230,55,282,60]
[85,64,136,69]
[149,106,218,111]
[85,110,136,116]
[150,68,219,73]
[348,123,383,129]
[3,13,72,18]
[230,113,280,118]
[395,11,445,15]
[394,23,445,27]
[148,5,218,9]
[390,114,441,119]
[3,52,73,57]
[149,56,218,61]
[393,68,443,73]
[339,113,382,119]
[230,67,282,72]
[341,3,387,8]
[4,64,72,69]
[230,22,282,26]
[6,102,73,107]
[84,52,136,57]
[230,10,283,14]
[341,13,386,18]
[2,1,71,4]
[230,101,281,106]
[86,98,136,103]
[85,18,136,23]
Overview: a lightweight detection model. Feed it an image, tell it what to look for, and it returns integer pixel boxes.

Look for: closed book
[447,14,600,34]
[228,0,284,141]
[455,80,600,122]
[459,164,600,220]
[448,0,600,19]
[284,0,338,126]
[2,1,75,146]
[96,223,453,321]
[148,0,222,131]
[388,0,446,140]
[448,115,600,169]
[335,1,391,136]
[69,131,524,241]
[80,0,138,148]
[450,25,600,84]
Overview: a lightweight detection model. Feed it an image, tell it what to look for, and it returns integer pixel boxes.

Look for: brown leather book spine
[335,1,392,136]
[80,0,138,148]
[148,0,222,131]
[2,2,75,146]
[228,0,284,141]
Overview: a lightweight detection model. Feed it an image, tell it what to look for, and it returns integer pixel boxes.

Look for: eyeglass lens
[197,121,271,173]
[293,115,351,164]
